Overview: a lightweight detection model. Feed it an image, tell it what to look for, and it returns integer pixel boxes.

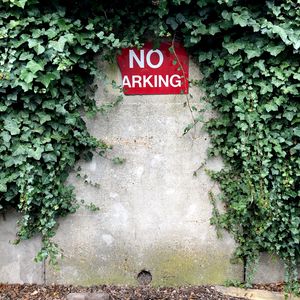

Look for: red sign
[117,41,189,95]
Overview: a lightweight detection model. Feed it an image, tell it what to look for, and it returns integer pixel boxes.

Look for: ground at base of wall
[1,283,299,300]
[0,284,247,300]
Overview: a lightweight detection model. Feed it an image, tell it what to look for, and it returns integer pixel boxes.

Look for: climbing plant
[0,0,299,293]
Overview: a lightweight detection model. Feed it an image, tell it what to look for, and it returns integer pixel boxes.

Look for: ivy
[0,0,299,294]
[181,0,300,293]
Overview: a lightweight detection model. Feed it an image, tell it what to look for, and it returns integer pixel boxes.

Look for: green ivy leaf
[43,153,57,162]
[10,0,28,8]
[19,52,34,61]
[4,118,20,135]
[166,17,178,30]
[0,181,7,192]
[34,44,45,55]
[244,48,263,59]
[37,112,51,124]
[28,147,44,160]
[26,60,44,74]
[37,72,59,88]
[283,111,295,121]
[74,46,87,55]
[232,12,250,27]
[293,127,300,137]
[265,103,278,112]
[49,36,67,52]
[19,70,36,83]
[266,44,285,56]
[28,38,39,48]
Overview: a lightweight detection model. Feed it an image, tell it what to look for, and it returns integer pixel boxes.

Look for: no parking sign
[117,41,189,95]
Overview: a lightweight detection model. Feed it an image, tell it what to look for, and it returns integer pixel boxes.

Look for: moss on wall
[47,246,243,286]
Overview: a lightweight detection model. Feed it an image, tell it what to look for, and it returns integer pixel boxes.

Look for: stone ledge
[66,292,110,300]
[215,286,300,300]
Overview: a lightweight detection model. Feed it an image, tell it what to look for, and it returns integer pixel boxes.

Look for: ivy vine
[0,0,299,293]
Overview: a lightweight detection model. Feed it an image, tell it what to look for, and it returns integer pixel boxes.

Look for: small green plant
[84,202,100,212]
[112,157,126,165]
[224,279,244,288]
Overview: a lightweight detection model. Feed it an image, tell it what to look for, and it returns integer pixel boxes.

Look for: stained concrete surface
[45,59,243,285]
[0,211,43,284]
[252,253,300,284]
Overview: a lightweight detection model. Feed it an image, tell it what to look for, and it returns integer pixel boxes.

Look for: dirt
[253,281,300,293]
[0,284,247,300]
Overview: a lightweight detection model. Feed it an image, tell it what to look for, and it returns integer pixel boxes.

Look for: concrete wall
[0,58,263,286]
[44,59,242,286]
[0,211,44,284]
